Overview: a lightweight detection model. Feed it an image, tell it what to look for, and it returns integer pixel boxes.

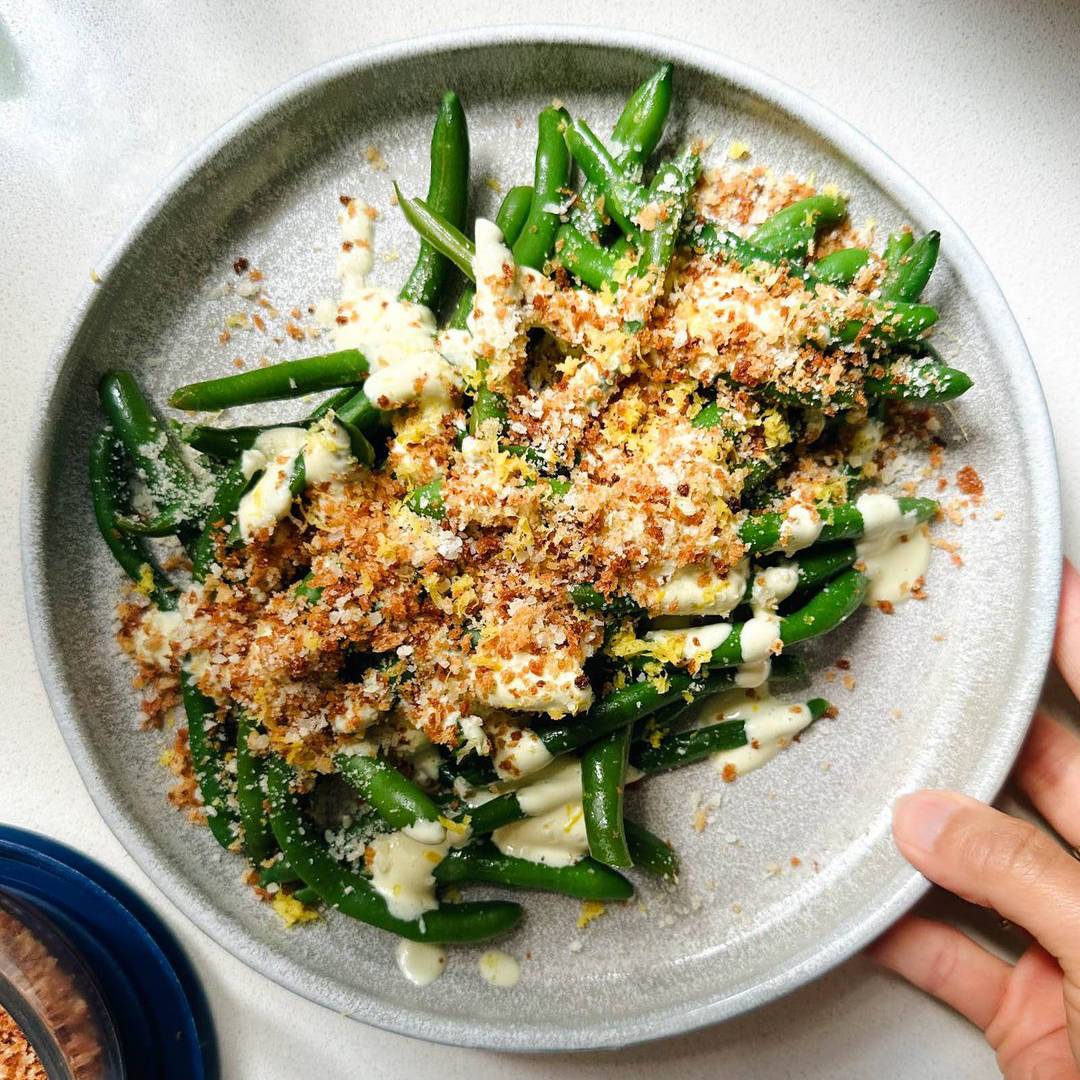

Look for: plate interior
[24,31,1058,1050]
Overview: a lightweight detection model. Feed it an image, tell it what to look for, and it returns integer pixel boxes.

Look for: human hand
[869,559,1080,1078]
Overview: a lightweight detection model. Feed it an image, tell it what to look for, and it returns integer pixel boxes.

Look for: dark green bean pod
[631,698,831,775]
[334,753,443,833]
[702,569,868,668]
[235,713,276,866]
[405,477,445,519]
[265,756,523,943]
[189,459,252,581]
[553,224,619,289]
[568,583,644,620]
[786,543,859,592]
[396,185,476,277]
[540,668,745,757]
[749,194,848,261]
[89,428,177,610]
[511,107,572,270]
[812,247,869,287]
[571,62,674,235]
[634,147,700,280]
[623,820,679,880]
[865,349,972,402]
[564,116,649,236]
[448,184,533,330]
[883,230,914,267]
[179,387,377,459]
[399,91,470,309]
[170,349,369,411]
[738,496,937,554]
[463,792,527,835]
[99,371,205,536]
[582,726,632,868]
[612,62,674,167]
[434,842,633,901]
[180,671,239,851]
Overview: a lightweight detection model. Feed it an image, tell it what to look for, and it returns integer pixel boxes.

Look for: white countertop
[3,2,1078,1076]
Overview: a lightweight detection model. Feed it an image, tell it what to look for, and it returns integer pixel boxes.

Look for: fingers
[893,791,1080,970]
[868,915,1009,1030]
[1016,711,1080,849]
[1053,557,1080,700]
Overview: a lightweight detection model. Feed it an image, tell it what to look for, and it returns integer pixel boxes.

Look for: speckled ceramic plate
[22,26,1060,1051]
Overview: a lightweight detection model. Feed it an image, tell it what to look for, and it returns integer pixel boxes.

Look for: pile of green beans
[88,63,970,954]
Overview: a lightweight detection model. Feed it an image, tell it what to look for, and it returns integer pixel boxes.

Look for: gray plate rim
[21,23,1061,1051]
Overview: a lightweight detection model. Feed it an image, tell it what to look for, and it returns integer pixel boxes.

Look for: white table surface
[3,2,1078,1076]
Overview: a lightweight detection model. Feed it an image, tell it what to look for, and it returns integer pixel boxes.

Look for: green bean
[865,348,972,402]
[463,793,526,834]
[634,148,700,280]
[236,714,276,866]
[89,429,177,610]
[397,185,476,282]
[582,726,632,867]
[701,569,868,668]
[785,543,858,592]
[170,349,369,411]
[571,62,674,236]
[812,247,869,287]
[405,477,445,519]
[292,886,321,906]
[512,107,572,270]
[738,496,937,554]
[568,584,644,620]
[612,62,674,168]
[749,194,848,261]
[449,185,533,330]
[434,842,633,901]
[258,859,302,886]
[334,753,443,833]
[623,819,679,880]
[564,116,648,236]
[883,230,914,268]
[682,221,812,281]
[180,671,239,851]
[683,222,937,350]
[878,231,941,302]
[190,459,251,581]
[179,387,378,459]
[631,697,831,775]
[265,756,522,943]
[99,371,204,535]
[399,91,470,309]
[293,572,323,605]
[540,668,744,757]
[836,300,938,346]
[691,399,726,430]
[553,224,619,289]
[467,369,508,437]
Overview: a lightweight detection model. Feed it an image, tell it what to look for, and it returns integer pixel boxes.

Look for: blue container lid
[0,826,216,1079]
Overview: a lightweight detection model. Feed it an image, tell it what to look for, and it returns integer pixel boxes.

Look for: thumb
[893,790,1080,971]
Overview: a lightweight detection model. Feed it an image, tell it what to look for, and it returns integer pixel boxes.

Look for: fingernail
[894,791,958,854]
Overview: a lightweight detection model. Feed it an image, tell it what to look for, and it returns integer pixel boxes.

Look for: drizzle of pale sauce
[492,799,588,867]
[654,559,748,617]
[478,950,520,988]
[708,690,814,778]
[775,503,823,555]
[855,493,932,605]
[490,723,555,780]
[395,940,447,987]
[367,823,470,921]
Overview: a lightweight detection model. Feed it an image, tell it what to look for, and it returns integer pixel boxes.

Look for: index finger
[893,790,1080,971]
[1053,557,1080,700]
